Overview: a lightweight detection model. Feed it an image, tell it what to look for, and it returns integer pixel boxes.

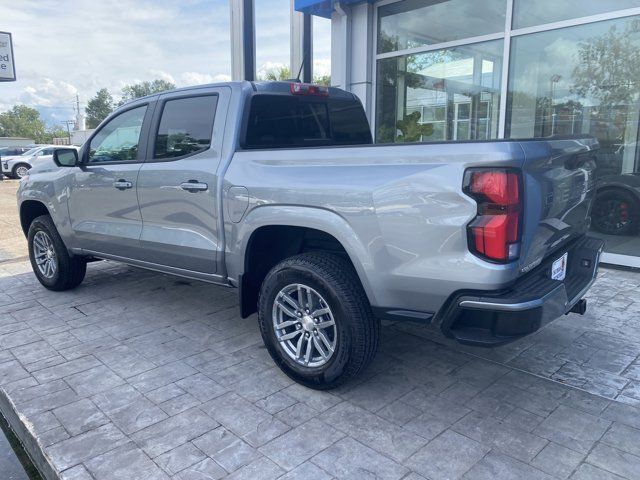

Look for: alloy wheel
[33,231,57,279]
[272,283,337,367]
[15,166,29,178]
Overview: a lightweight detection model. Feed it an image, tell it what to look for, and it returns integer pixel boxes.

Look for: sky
[1,0,331,126]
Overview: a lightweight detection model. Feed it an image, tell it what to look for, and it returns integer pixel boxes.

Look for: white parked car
[2,146,79,179]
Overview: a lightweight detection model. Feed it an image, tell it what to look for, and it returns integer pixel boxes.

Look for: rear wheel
[258,252,379,389]
[12,163,30,179]
[28,215,86,291]
[592,189,640,236]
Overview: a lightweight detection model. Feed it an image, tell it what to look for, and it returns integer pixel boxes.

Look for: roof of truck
[120,81,356,106]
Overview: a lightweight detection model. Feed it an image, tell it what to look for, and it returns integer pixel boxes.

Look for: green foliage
[119,79,176,106]
[261,66,292,81]
[86,88,114,128]
[395,111,434,142]
[43,125,69,143]
[313,75,331,86]
[0,105,47,143]
[572,23,640,107]
[259,66,331,86]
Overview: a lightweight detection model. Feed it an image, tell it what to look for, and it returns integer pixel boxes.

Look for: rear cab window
[154,95,218,160]
[242,85,372,149]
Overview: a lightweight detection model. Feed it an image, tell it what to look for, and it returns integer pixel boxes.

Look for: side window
[88,105,147,163]
[154,95,217,160]
[40,148,54,156]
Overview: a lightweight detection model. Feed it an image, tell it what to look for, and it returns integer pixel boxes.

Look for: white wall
[0,137,35,147]
[331,3,375,122]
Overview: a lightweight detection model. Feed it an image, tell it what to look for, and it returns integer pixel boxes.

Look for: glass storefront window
[376,40,503,143]
[378,0,506,54]
[513,0,640,29]
[506,16,640,257]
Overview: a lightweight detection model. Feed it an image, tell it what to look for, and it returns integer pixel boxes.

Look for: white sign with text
[0,32,16,82]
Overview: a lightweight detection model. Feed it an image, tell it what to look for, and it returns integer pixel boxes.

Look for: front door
[136,90,225,274]
[68,103,152,258]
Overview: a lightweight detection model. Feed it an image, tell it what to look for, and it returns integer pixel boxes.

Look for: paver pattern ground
[1,179,640,480]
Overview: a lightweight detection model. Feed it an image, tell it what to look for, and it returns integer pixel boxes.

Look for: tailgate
[518,137,598,275]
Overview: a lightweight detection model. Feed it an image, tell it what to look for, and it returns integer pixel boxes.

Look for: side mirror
[53,148,79,167]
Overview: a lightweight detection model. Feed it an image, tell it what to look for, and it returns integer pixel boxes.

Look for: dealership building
[292,0,640,268]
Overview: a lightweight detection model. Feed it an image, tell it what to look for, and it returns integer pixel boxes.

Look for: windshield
[21,147,41,156]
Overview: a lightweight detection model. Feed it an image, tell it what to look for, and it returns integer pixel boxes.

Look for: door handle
[113,180,133,190]
[180,181,208,193]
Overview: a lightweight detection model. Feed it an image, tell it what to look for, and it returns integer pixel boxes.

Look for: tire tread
[258,251,379,389]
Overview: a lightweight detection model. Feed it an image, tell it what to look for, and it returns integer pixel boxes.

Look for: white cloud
[1,0,331,125]
[180,72,231,85]
[149,70,177,85]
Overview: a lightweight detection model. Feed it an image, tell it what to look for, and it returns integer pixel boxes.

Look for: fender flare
[230,204,379,306]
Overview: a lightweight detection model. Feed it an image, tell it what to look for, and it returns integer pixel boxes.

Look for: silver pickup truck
[17,81,603,388]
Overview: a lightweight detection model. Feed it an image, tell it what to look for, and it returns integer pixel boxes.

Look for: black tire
[11,163,31,179]
[28,215,87,291]
[592,189,640,236]
[258,252,379,390]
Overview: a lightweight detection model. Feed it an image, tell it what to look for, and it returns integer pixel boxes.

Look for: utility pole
[74,94,85,130]
[60,120,74,145]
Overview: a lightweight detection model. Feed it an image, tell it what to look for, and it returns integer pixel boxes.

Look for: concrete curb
[0,387,59,480]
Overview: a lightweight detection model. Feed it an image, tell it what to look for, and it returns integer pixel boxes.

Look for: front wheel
[12,163,31,179]
[28,215,87,291]
[258,252,379,389]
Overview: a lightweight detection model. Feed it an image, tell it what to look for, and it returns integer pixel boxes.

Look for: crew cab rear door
[136,87,230,274]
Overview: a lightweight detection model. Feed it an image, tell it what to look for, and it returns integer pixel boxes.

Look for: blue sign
[294,0,375,18]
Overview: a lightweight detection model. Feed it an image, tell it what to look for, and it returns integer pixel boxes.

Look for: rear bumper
[439,235,604,346]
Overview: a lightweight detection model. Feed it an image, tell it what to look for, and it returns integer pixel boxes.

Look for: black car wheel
[258,252,379,389]
[592,190,640,236]
[28,215,87,291]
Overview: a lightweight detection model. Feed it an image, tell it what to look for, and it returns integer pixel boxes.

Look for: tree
[259,65,331,85]
[313,74,331,86]
[0,105,47,143]
[86,88,114,128]
[572,24,640,108]
[119,79,176,105]
[260,66,292,81]
[42,125,69,144]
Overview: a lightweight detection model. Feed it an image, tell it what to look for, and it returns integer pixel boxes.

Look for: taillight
[463,168,522,262]
[290,83,329,96]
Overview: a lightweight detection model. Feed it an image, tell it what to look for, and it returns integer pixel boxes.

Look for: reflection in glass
[378,0,506,53]
[154,96,217,159]
[376,40,503,143]
[506,16,640,256]
[88,106,147,163]
[514,0,640,29]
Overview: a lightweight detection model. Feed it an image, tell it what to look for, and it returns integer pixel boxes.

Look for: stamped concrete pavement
[1,179,640,480]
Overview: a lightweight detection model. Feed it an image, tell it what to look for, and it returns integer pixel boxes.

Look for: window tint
[40,148,54,155]
[88,105,147,163]
[244,95,372,149]
[154,95,217,159]
[329,102,373,144]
